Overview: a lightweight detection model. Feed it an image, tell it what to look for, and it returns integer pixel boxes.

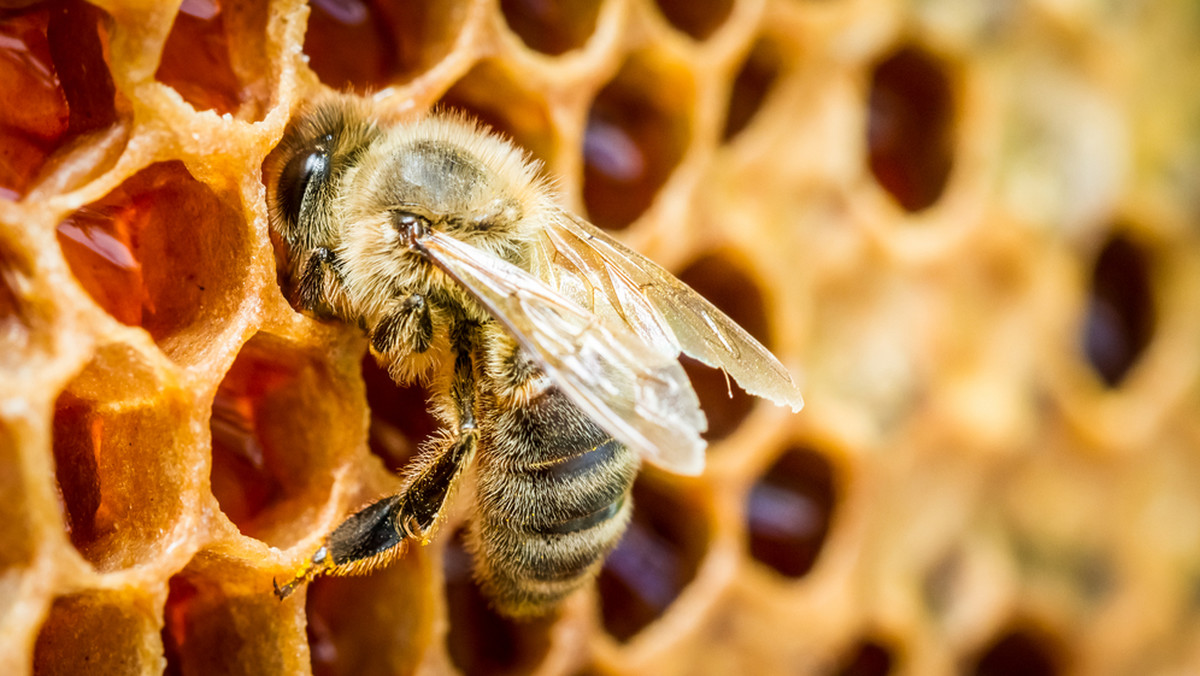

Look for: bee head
[265,96,381,255]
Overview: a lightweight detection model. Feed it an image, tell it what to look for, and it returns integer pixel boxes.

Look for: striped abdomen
[470,388,639,616]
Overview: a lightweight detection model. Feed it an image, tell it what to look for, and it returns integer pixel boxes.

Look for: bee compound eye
[277,144,331,227]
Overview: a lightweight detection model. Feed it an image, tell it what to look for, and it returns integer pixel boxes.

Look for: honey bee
[264,94,803,616]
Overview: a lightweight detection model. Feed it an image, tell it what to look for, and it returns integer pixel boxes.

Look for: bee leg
[275,324,479,599]
[294,246,342,316]
[273,428,479,599]
[370,294,433,357]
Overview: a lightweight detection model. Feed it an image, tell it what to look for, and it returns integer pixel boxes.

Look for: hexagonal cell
[32,591,160,675]
[0,421,37,626]
[833,639,895,676]
[967,627,1063,676]
[652,0,732,41]
[867,45,956,212]
[51,345,190,571]
[0,1,119,200]
[746,447,835,578]
[304,0,467,92]
[723,37,784,141]
[439,60,558,169]
[361,354,437,475]
[55,161,250,366]
[444,530,556,675]
[210,333,359,547]
[1081,232,1155,387]
[162,561,309,676]
[676,252,770,442]
[583,52,693,230]
[597,475,709,642]
[306,543,434,676]
[499,0,602,55]
[155,0,269,117]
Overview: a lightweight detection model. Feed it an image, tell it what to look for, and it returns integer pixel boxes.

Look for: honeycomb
[2,0,1199,674]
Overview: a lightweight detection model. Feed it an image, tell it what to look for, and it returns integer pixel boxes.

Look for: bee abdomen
[472,392,639,616]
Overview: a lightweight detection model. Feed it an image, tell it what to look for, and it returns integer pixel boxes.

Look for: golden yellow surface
[2,0,1199,674]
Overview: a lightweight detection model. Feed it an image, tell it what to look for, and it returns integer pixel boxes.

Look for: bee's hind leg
[273,427,479,599]
[274,322,479,599]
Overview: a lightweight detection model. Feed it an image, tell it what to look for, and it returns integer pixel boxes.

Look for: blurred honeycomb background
[2,0,1199,674]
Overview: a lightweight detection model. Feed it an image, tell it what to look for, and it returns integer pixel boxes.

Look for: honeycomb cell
[968,627,1062,676]
[362,354,437,475]
[32,591,160,675]
[652,0,732,41]
[51,346,189,571]
[833,640,894,676]
[676,253,769,441]
[154,0,244,116]
[499,0,601,55]
[1081,232,1155,387]
[210,333,358,547]
[55,161,250,366]
[162,566,309,676]
[306,545,434,676]
[440,60,557,169]
[867,45,955,212]
[0,1,117,200]
[746,447,835,579]
[583,53,693,230]
[304,0,466,92]
[723,37,783,141]
[598,476,709,642]
[444,530,555,675]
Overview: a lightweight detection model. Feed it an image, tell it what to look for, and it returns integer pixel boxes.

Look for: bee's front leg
[369,293,433,357]
[294,246,344,317]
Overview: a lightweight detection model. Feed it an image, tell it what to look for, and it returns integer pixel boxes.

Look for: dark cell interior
[598,476,708,641]
[444,530,555,676]
[723,38,783,141]
[867,45,955,212]
[499,0,602,55]
[653,0,733,40]
[834,639,895,676]
[583,55,691,230]
[746,447,835,578]
[362,354,438,475]
[304,0,463,92]
[969,628,1061,676]
[1082,232,1155,387]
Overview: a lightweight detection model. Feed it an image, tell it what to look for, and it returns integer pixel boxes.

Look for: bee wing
[538,211,804,412]
[417,229,708,475]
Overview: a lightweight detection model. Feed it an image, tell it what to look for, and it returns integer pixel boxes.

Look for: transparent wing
[417,229,707,475]
[536,210,804,412]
